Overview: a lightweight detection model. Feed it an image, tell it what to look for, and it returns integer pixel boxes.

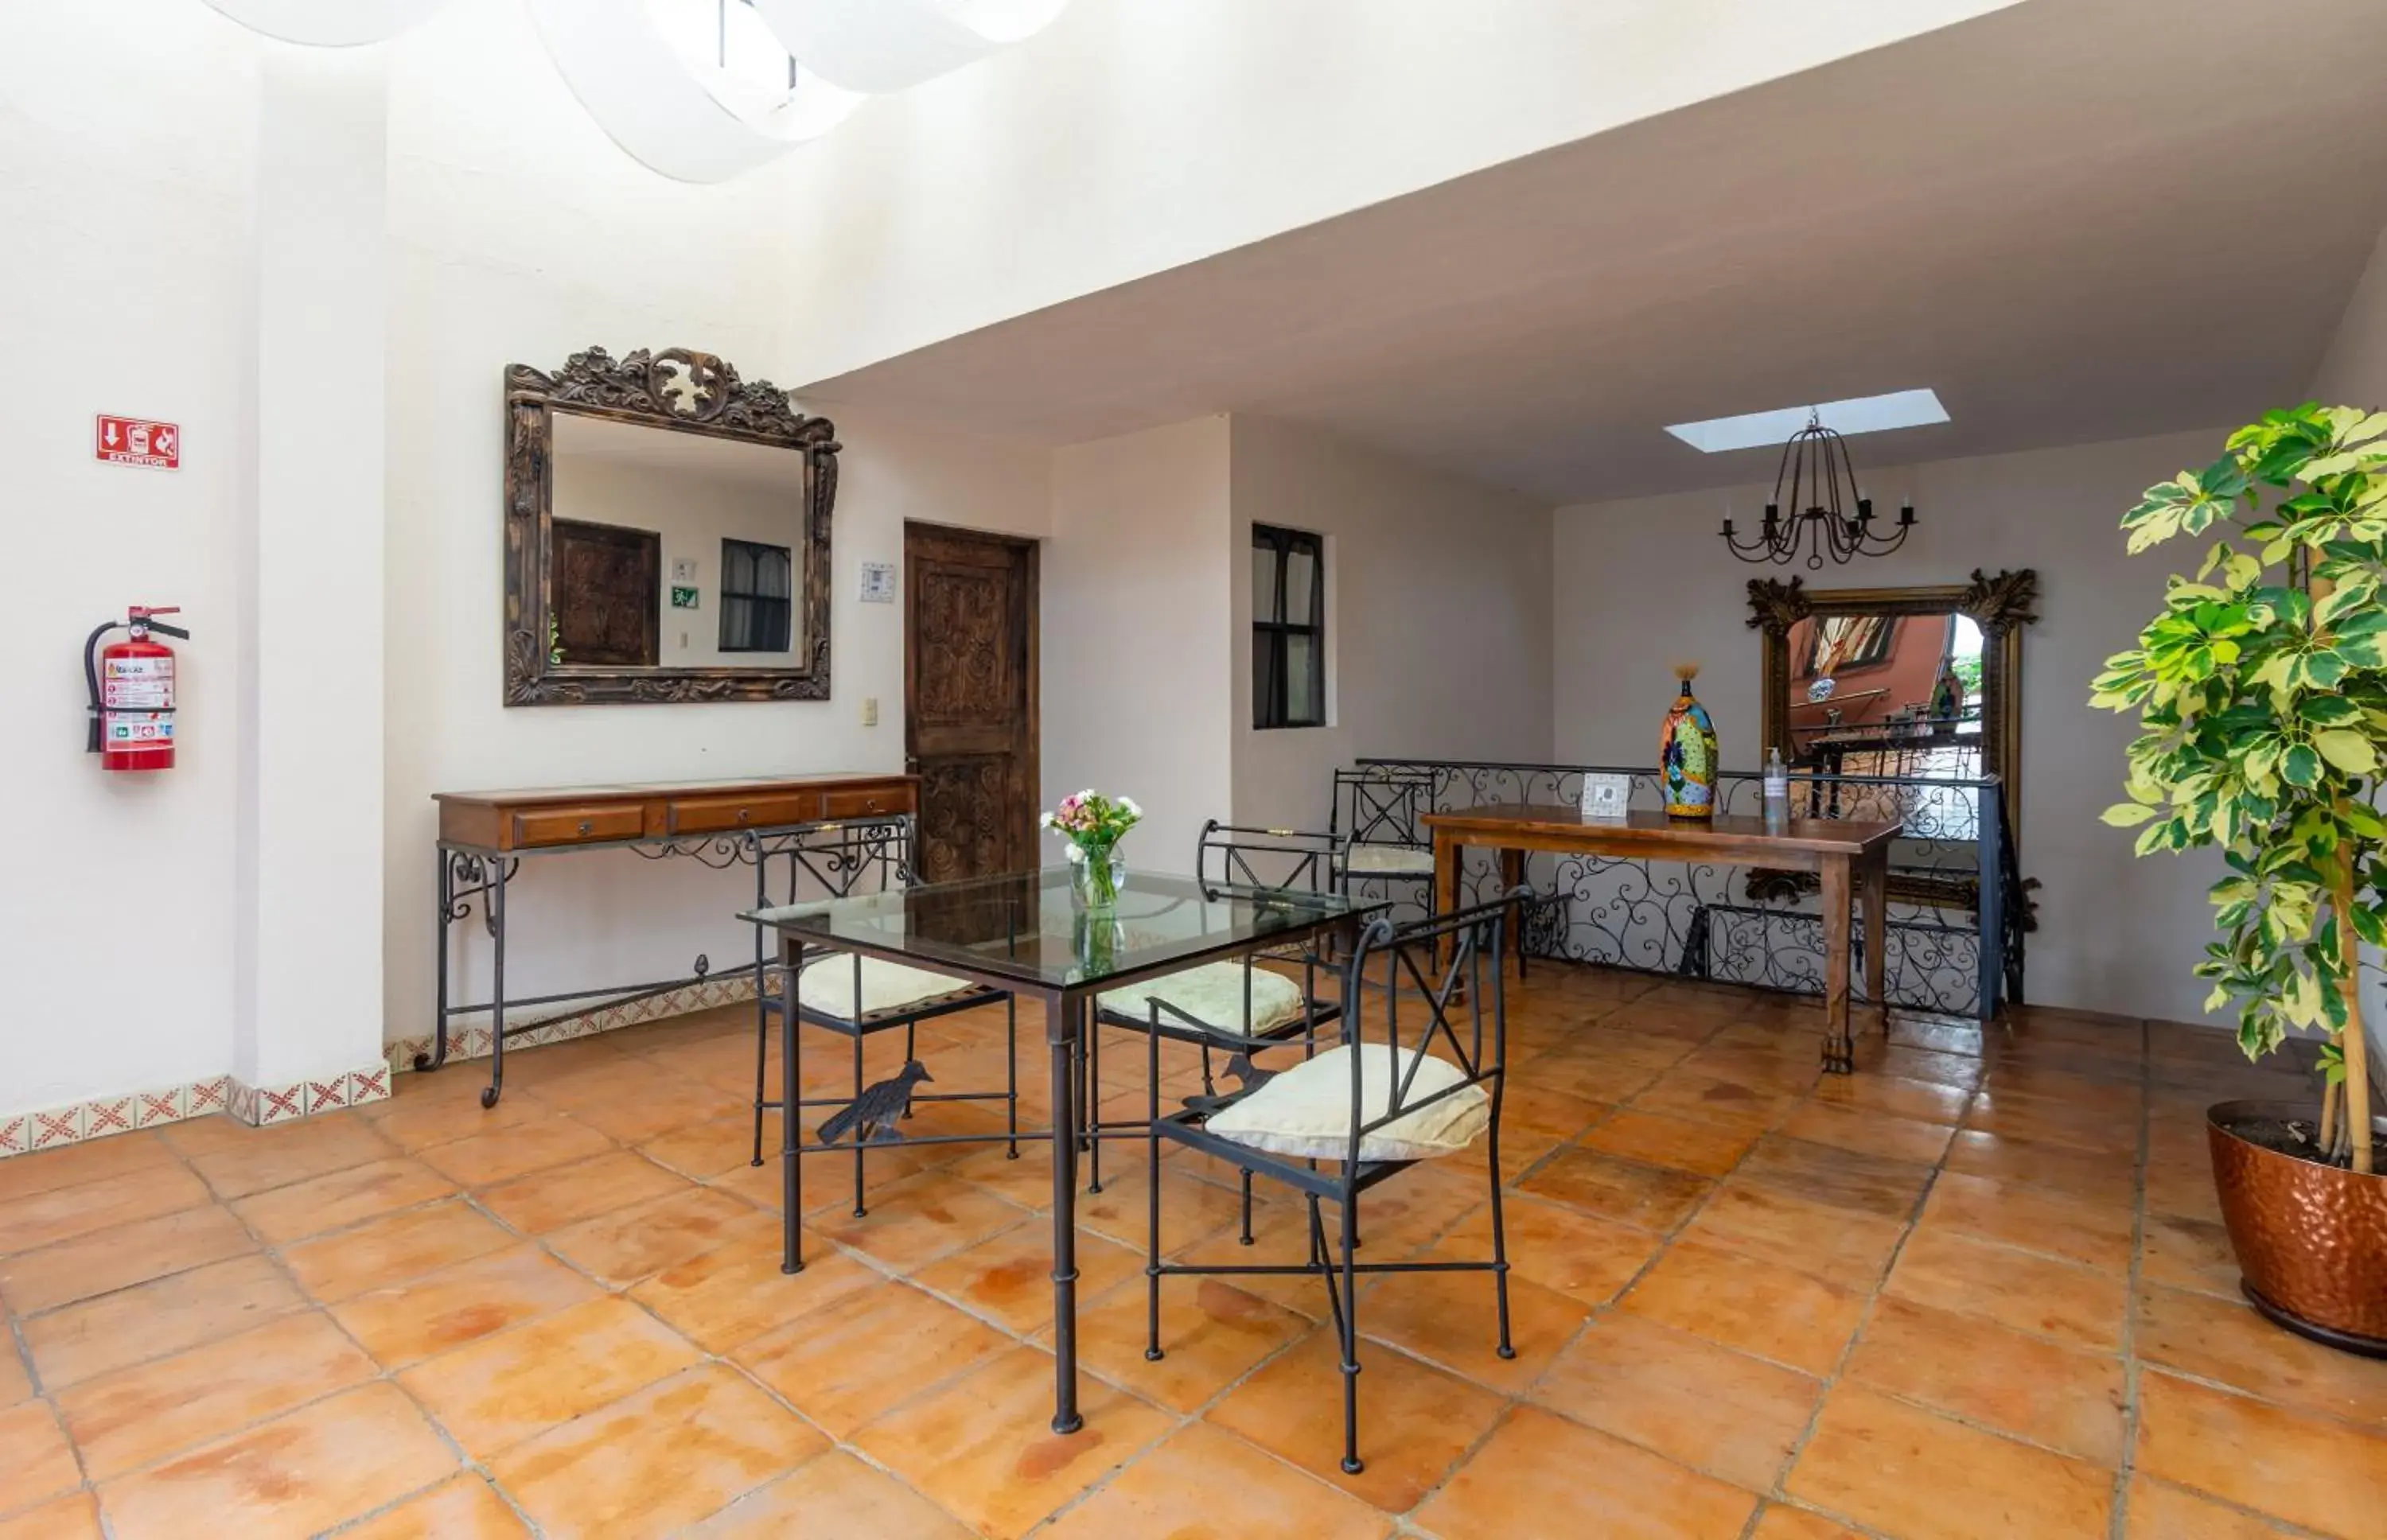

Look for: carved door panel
[906,524,1038,882]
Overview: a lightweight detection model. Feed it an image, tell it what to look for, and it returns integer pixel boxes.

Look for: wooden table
[1424,804,1902,1071]
[427,772,916,1106]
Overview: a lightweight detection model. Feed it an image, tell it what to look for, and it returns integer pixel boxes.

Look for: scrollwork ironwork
[1348,756,2023,1020]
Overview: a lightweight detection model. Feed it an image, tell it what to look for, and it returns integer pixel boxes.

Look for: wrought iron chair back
[1331,767,1433,854]
[1335,890,1522,1160]
[1195,819,1341,896]
[744,815,1023,1223]
[1138,884,1529,1476]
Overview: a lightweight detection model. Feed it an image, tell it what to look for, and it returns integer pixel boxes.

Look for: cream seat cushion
[1345,843,1435,875]
[1204,1044,1489,1162]
[1099,962,1306,1035]
[799,957,977,1019]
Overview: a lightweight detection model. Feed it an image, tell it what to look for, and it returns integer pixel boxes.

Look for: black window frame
[1252,524,1326,730]
[718,536,794,654]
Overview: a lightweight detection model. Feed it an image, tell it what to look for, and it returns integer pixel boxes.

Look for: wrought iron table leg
[482,861,508,1108]
[1819,853,1855,1075]
[1047,990,1083,1436]
[781,955,804,1274]
[851,1033,868,1219]
[418,846,454,1074]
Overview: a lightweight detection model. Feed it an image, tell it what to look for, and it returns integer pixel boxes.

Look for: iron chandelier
[1719,409,1916,568]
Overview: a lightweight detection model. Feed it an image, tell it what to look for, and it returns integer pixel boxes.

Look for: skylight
[1665,389,1949,455]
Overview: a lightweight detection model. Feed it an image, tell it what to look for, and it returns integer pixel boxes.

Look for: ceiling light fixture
[1719,407,1917,569]
[527,0,1069,182]
[527,0,863,184]
[750,0,1071,93]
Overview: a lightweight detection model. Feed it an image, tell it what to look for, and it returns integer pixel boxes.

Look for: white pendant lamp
[525,0,862,184]
[198,0,453,46]
[749,0,1070,93]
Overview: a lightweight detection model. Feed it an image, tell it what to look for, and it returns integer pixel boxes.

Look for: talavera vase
[1659,667,1719,819]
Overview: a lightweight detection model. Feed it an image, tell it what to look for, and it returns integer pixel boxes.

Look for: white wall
[1042,418,1236,872]
[1552,428,2242,1024]
[371,0,1055,1052]
[1228,417,1553,834]
[0,2,259,1116]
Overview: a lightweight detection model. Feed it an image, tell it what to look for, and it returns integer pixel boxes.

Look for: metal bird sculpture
[819,1061,933,1145]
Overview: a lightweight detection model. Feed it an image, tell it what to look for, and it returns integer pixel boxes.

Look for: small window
[1252,525,1325,729]
[718,538,793,653]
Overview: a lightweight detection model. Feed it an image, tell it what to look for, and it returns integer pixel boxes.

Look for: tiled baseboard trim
[2,970,773,1160]
[0,1060,393,1159]
[378,968,772,1079]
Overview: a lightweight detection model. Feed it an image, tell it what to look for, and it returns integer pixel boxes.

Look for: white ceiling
[794,0,2387,504]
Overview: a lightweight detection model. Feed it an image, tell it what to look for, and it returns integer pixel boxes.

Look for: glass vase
[1067,842,1125,912]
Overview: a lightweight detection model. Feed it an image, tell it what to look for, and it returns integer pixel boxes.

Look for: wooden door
[905,523,1039,881]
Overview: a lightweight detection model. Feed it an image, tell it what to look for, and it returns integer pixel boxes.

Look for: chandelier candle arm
[1719,408,1917,569]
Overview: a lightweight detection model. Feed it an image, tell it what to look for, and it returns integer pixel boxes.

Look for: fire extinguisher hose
[83,621,117,755]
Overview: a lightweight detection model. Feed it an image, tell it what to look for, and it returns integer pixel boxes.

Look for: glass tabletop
[743,867,1379,990]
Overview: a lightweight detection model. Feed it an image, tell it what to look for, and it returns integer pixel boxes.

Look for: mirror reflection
[1783,609,1983,778]
[547,410,808,671]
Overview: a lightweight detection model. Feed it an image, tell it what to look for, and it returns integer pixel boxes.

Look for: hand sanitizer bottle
[1763,747,1790,827]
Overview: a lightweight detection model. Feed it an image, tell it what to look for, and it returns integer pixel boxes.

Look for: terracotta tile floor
[4,969,2385,1538]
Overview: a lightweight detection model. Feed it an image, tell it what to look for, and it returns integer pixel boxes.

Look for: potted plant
[2093,402,2387,1353]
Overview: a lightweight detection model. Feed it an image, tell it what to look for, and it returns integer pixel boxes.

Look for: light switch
[860,696,879,727]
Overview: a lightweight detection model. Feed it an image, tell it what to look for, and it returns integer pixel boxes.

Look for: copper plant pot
[2208,1099,2387,1355]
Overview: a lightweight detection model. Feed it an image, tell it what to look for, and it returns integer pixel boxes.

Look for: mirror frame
[1746,568,2038,822]
[502,345,838,706]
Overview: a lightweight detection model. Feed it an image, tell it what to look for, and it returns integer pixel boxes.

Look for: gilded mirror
[1747,570,2037,823]
[502,345,837,705]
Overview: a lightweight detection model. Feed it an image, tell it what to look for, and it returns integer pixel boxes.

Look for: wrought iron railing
[1337,758,2023,1021]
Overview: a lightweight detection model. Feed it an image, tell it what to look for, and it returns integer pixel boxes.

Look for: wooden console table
[427,772,916,1106]
[1423,803,1901,1072]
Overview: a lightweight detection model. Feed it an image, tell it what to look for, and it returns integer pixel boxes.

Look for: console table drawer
[666,792,819,835]
[512,803,644,847]
[823,784,913,821]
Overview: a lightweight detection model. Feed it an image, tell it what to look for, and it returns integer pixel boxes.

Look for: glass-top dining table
[746,866,1384,1435]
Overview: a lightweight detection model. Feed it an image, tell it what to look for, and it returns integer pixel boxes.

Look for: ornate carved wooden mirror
[503,346,837,705]
[1746,570,2038,819]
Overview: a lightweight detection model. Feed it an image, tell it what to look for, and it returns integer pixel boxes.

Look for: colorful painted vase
[1659,666,1719,819]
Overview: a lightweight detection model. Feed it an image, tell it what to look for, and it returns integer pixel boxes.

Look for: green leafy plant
[2092,404,2386,1174]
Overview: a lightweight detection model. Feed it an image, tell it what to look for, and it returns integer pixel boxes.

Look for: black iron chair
[1140,889,1526,1476]
[1330,767,1439,903]
[1080,822,1345,1201]
[745,821,1019,1231]
[1333,764,1554,978]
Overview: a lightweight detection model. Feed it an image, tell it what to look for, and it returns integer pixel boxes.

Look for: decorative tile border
[0,1060,393,1161]
[0,970,764,1163]
[380,967,773,1076]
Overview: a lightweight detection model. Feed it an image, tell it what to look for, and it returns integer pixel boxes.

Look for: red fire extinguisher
[85,606,189,772]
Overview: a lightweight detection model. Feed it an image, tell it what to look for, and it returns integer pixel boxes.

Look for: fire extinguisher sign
[95,415,181,470]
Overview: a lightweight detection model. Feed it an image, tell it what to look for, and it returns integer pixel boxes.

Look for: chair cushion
[1345,843,1435,875]
[1203,1044,1489,1162]
[798,957,977,1020]
[1099,962,1307,1036]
